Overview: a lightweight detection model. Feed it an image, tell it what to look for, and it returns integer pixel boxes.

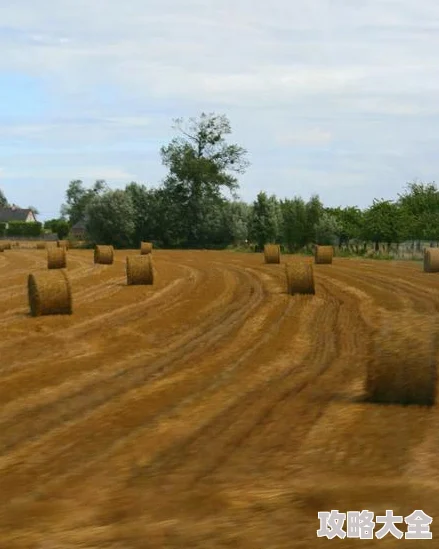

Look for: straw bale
[423,248,439,272]
[36,242,47,250]
[94,245,114,265]
[126,255,154,285]
[47,246,67,269]
[140,241,153,255]
[57,239,69,250]
[28,269,72,316]
[264,244,280,264]
[1,241,11,250]
[285,262,315,295]
[366,310,437,405]
[315,245,333,264]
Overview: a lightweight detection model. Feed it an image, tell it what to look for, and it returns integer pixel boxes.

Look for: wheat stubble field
[1,248,439,548]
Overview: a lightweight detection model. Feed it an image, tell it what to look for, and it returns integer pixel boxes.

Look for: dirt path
[0,250,438,548]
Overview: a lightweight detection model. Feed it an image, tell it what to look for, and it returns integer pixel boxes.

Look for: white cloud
[1,166,137,181]
[1,0,439,219]
[276,128,332,146]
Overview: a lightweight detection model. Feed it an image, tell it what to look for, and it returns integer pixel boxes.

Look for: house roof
[71,219,87,230]
[0,206,34,222]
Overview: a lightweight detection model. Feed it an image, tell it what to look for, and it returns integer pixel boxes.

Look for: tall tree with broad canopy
[250,192,279,251]
[397,180,439,245]
[362,199,409,251]
[85,189,135,248]
[61,180,107,226]
[160,112,249,247]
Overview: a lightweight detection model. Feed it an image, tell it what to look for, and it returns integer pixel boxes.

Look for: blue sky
[1,0,439,221]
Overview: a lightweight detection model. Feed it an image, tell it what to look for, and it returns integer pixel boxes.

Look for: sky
[1,0,439,221]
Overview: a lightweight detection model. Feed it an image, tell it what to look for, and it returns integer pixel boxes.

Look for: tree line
[2,112,439,251]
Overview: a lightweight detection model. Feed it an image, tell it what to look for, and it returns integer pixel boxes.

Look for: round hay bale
[140,241,153,255]
[365,310,437,406]
[57,239,69,250]
[28,270,72,317]
[126,255,154,285]
[315,245,333,264]
[94,245,114,265]
[264,244,280,264]
[423,248,439,272]
[36,242,47,250]
[285,262,315,295]
[47,246,67,269]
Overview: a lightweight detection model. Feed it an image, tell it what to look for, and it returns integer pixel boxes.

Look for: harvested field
[1,249,439,547]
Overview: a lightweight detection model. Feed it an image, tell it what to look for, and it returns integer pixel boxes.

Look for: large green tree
[160,112,249,247]
[250,192,279,250]
[397,180,439,243]
[85,189,135,247]
[314,212,343,245]
[325,206,364,247]
[44,218,70,239]
[223,201,251,245]
[61,179,107,225]
[304,195,324,245]
[280,197,307,251]
[125,182,162,246]
[362,199,408,251]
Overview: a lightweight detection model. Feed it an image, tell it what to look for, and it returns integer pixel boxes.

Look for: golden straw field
[1,247,439,547]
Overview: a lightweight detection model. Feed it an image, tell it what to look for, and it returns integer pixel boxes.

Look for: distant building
[71,218,87,239]
[0,205,37,228]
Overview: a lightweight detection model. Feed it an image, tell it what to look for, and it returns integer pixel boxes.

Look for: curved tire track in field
[1,251,439,547]
[0,261,264,479]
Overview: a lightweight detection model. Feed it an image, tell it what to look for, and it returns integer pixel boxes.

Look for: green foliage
[362,199,409,246]
[325,206,364,245]
[44,219,58,231]
[55,220,70,239]
[314,212,343,245]
[0,189,8,208]
[61,179,107,225]
[222,201,251,244]
[125,182,162,246]
[85,189,135,247]
[397,180,439,241]
[305,195,324,243]
[280,197,307,251]
[51,115,439,256]
[0,222,6,236]
[250,192,279,250]
[160,112,249,247]
[44,218,70,239]
[6,221,42,236]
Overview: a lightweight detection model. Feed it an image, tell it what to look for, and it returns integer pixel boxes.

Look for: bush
[6,221,42,236]
[0,222,6,237]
